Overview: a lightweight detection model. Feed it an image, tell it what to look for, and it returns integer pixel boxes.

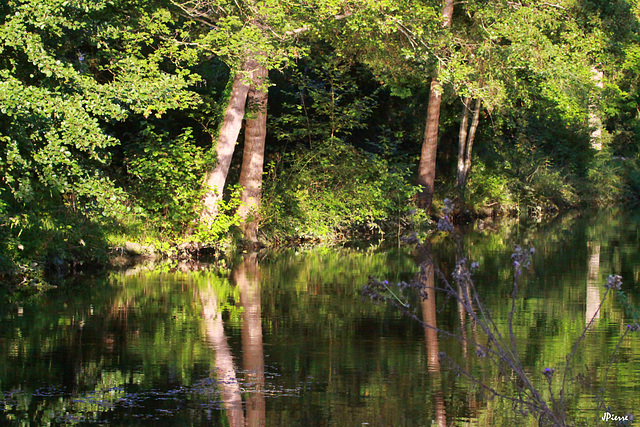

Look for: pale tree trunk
[200,286,245,427]
[200,60,255,226]
[416,0,455,210]
[589,67,604,151]
[456,98,481,192]
[456,97,471,189]
[236,253,265,427]
[464,99,481,182]
[237,63,268,243]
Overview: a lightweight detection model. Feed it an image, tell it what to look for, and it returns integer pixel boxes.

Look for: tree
[417,0,455,209]
[237,61,268,242]
[432,0,606,203]
[329,0,608,210]
[455,97,481,191]
[200,60,254,225]
[174,0,311,240]
[0,0,201,217]
[177,0,369,241]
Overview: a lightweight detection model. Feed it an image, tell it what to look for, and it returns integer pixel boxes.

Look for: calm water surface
[2,209,640,426]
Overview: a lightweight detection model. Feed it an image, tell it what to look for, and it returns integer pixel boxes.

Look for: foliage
[0,209,108,294]
[261,140,418,240]
[271,48,380,147]
[0,0,639,292]
[579,150,626,206]
[620,155,640,206]
[123,125,211,234]
[464,159,514,211]
[0,0,201,218]
[178,0,315,72]
[264,44,422,241]
[0,0,208,286]
[192,184,243,244]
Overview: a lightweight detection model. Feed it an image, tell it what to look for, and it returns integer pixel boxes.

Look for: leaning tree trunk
[416,0,455,210]
[200,286,245,427]
[237,62,268,243]
[200,60,254,227]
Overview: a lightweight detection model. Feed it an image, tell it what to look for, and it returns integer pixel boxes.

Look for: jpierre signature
[602,411,631,422]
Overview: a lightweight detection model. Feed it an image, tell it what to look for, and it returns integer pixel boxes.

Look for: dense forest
[2,0,640,287]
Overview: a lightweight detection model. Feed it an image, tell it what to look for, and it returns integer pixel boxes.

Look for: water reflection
[420,257,447,427]
[236,254,266,427]
[1,209,640,425]
[199,253,266,427]
[200,282,245,426]
[586,241,601,326]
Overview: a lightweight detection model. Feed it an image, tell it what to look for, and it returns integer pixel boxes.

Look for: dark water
[2,209,640,426]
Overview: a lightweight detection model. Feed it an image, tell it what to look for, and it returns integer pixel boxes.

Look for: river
[1,209,640,426]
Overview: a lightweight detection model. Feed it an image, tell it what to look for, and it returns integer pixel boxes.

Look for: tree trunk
[589,67,604,150]
[461,98,481,190]
[237,62,268,243]
[200,60,254,226]
[416,0,455,210]
[417,79,444,209]
[420,259,447,427]
[421,260,439,372]
[456,97,471,189]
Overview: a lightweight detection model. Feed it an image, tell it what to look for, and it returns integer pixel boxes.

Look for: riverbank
[0,197,559,299]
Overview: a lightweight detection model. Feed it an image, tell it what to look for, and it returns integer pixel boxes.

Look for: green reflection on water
[0,209,639,426]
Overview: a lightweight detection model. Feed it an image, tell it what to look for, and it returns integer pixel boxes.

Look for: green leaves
[272,52,379,145]
[124,126,210,232]
[0,0,202,217]
[261,140,418,239]
[180,0,314,72]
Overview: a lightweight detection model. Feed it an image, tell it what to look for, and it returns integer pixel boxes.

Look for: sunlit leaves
[179,0,315,71]
[0,0,202,216]
[125,126,212,231]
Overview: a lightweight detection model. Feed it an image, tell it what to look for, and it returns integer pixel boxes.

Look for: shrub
[465,160,514,210]
[261,140,418,241]
[123,125,212,235]
[620,155,640,206]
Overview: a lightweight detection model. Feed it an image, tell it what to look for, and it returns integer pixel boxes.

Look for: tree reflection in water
[200,283,245,426]
[199,253,266,427]
[420,257,447,427]
[2,209,640,425]
[586,241,601,326]
[364,208,640,426]
[237,253,266,427]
